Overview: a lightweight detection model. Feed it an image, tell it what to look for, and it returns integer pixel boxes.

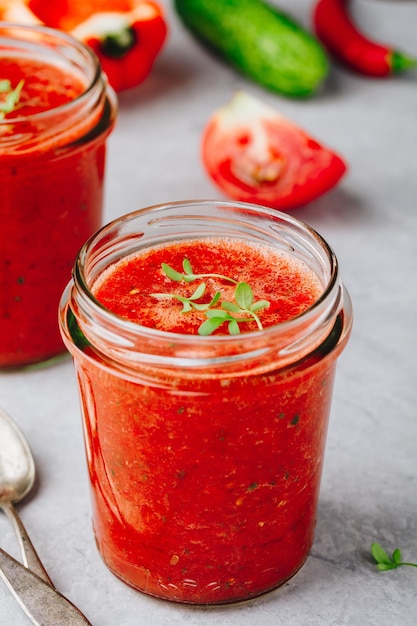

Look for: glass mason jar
[0,23,117,368]
[59,200,352,605]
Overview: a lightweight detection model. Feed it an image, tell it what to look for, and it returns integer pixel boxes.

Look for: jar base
[95,535,308,606]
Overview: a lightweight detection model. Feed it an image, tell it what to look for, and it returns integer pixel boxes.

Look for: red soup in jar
[0,23,116,368]
[59,201,352,604]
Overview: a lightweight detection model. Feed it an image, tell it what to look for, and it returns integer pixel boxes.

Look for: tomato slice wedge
[201,91,347,211]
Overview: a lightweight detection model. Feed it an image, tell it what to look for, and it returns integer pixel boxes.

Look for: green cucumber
[174,0,329,97]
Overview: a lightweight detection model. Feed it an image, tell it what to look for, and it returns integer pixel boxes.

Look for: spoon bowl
[0,407,93,625]
[0,407,35,506]
[0,407,52,583]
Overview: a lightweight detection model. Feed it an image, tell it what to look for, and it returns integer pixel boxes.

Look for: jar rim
[75,200,339,343]
[61,200,352,377]
[0,21,103,125]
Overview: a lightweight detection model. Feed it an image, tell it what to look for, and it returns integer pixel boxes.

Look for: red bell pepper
[0,0,168,92]
[313,0,416,77]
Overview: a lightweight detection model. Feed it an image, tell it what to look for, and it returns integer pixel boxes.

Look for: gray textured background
[1,1,416,624]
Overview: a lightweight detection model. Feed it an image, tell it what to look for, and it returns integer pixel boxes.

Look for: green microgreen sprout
[152,258,270,336]
[161,258,239,285]
[0,79,24,120]
[371,542,417,571]
[152,281,221,313]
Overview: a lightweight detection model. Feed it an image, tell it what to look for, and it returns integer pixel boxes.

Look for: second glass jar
[0,23,117,368]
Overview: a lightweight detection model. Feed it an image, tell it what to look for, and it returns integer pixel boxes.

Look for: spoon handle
[1,502,53,586]
[0,546,93,626]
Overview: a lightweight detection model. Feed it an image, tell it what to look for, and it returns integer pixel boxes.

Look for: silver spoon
[0,407,93,625]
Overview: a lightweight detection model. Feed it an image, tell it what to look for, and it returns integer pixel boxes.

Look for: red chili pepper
[313,0,417,77]
[1,0,168,92]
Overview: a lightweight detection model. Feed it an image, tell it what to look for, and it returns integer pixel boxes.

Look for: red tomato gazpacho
[93,239,323,334]
[0,25,116,367]
[62,231,349,604]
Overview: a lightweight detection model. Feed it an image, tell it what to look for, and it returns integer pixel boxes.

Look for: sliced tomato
[201,91,347,211]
